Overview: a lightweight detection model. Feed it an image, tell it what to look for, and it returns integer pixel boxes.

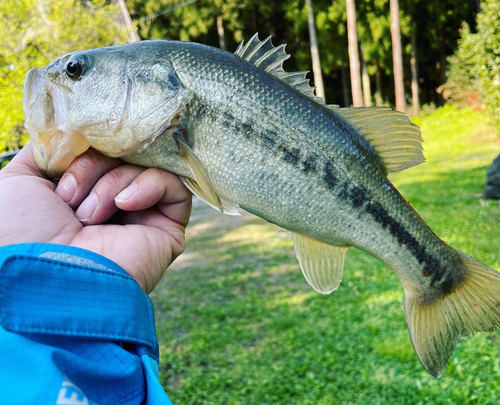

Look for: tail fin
[405,252,500,377]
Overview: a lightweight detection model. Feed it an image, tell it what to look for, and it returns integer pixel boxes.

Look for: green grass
[152,105,500,404]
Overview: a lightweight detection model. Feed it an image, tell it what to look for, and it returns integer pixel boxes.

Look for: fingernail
[76,192,98,223]
[115,182,138,203]
[55,174,77,203]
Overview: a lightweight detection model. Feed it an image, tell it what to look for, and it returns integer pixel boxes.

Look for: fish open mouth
[24,68,91,178]
[23,64,193,179]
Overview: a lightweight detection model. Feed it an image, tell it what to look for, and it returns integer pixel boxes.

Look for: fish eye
[65,54,89,79]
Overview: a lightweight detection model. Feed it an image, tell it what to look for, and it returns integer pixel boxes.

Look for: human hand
[0,143,192,293]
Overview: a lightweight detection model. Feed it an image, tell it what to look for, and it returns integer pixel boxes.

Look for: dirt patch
[169,197,257,271]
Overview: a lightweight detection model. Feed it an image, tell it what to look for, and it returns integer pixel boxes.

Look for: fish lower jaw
[31,128,91,179]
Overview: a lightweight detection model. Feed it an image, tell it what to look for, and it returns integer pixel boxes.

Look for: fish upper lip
[24,68,52,132]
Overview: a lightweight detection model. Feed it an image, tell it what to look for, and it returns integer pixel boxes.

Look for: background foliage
[442,0,500,128]
[126,0,478,106]
[0,0,127,152]
[1,0,497,153]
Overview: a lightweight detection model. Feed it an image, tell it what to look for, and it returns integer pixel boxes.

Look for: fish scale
[23,35,500,377]
[163,42,443,277]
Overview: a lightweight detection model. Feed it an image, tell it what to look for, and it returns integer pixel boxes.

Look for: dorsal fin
[335,107,425,173]
[235,33,325,105]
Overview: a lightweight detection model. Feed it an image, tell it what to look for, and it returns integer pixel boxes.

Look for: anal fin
[291,232,348,294]
[175,137,240,216]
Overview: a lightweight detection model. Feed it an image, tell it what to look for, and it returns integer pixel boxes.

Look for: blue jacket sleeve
[0,243,173,405]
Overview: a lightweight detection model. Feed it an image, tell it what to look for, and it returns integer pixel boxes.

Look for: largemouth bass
[23,34,500,377]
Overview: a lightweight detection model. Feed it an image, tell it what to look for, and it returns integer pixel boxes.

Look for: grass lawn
[152,105,500,404]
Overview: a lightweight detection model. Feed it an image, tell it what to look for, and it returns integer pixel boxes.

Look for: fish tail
[405,251,500,377]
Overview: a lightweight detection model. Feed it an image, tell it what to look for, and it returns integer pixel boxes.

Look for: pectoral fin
[290,232,348,294]
[175,137,240,216]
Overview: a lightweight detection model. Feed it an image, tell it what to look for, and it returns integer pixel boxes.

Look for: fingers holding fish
[55,149,122,207]
[73,164,147,224]
[114,168,192,228]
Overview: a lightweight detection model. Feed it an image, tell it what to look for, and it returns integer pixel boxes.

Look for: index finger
[55,149,123,208]
[115,168,192,228]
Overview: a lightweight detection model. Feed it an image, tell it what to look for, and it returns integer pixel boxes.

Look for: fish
[23,34,500,377]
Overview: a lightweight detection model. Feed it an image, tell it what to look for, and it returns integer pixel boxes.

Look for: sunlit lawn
[152,105,500,404]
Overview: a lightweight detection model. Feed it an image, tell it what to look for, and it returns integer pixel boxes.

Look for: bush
[439,23,481,110]
[0,0,128,153]
[442,0,500,129]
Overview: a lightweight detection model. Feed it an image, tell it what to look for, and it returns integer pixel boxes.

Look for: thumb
[1,142,46,178]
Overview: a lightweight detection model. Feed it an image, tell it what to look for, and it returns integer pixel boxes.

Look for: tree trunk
[346,0,363,106]
[216,15,226,51]
[117,0,140,42]
[437,23,447,86]
[305,0,325,100]
[375,64,384,105]
[410,27,420,115]
[361,46,372,107]
[340,64,350,107]
[390,0,406,112]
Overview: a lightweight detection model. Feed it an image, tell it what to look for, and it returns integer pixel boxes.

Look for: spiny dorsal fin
[335,107,425,173]
[175,137,240,216]
[235,33,325,105]
[290,232,348,294]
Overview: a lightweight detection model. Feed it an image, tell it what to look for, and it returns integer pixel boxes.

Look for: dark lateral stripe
[217,104,449,291]
[282,147,301,166]
[280,147,320,176]
[323,161,338,189]
[218,108,321,176]
[261,131,278,148]
[364,199,446,286]
[302,154,318,174]
[324,170,447,287]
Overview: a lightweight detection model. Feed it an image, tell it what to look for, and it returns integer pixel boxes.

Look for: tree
[126,0,252,47]
[345,0,363,106]
[284,0,350,105]
[360,45,372,106]
[353,0,392,106]
[410,24,420,114]
[305,0,325,99]
[390,0,405,112]
[216,15,227,50]
[117,0,140,42]
[0,0,127,152]
[124,0,478,109]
